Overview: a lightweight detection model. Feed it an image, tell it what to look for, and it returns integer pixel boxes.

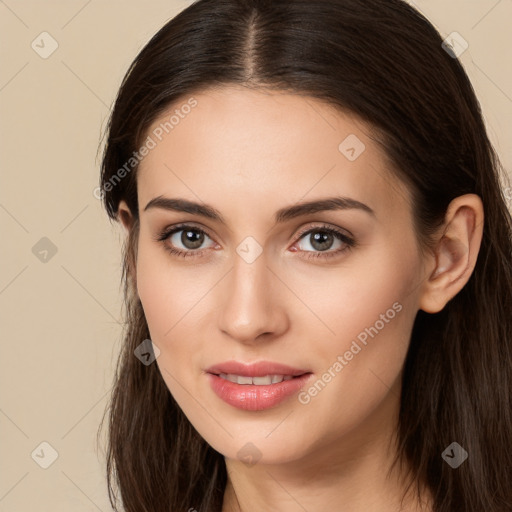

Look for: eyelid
[294,221,354,240]
[155,221,215,239]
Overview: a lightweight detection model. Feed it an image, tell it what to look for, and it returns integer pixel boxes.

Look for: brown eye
[294,226,355,259]
[177,228,205,250]
[303,230,337,251]
[156,224,216,258]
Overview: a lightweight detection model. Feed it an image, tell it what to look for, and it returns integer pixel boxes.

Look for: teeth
[218,373,296,385]
[253,376,273,385]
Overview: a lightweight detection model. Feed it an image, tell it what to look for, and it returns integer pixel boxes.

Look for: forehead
[136,85,411,223]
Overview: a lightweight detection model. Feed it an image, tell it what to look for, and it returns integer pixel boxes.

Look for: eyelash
[154,223,356,261]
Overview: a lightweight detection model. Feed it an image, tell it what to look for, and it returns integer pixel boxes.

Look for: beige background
[0,1,511,510]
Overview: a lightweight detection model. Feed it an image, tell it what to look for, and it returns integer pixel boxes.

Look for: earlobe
[419,194,484,314]
[118,200,134,234]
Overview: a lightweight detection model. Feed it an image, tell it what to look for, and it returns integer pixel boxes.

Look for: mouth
[205,361,313,410]
[205,360,310,378]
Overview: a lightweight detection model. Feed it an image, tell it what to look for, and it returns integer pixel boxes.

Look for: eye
[155,224,216,258]
[292,224,355,260]
[155,223,355,260]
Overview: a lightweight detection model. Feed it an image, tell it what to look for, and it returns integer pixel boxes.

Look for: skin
[118,85,484,512]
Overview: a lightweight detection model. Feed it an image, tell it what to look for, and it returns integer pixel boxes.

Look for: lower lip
[207,373,313,411]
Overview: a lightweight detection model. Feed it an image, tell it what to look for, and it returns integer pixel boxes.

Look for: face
[130,85,428,468]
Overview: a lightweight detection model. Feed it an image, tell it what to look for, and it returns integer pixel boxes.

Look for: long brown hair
[97,0,512,510]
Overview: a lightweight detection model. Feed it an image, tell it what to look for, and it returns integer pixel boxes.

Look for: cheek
[300,234,421,352]
[136,248,196,399]
[136,249,173,337]
[135,241,214,378]
[301,296,415,445]
[136,240,205,338]
[295,239,422,432]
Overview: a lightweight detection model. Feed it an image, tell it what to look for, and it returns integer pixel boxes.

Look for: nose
[217,250,289,345]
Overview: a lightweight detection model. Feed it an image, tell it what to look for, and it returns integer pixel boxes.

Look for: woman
[97,0,512,510]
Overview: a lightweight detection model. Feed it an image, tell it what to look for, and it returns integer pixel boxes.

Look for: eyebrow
[143,195,375,223]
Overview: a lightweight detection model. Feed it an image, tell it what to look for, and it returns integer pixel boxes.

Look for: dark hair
[97,0,512,510]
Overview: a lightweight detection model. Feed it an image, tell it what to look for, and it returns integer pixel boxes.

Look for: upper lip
[206,360,310,377]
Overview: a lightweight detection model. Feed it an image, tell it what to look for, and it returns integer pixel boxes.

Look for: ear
[117,200,138,286]
[419,194,484,313]
[117,200,135,235]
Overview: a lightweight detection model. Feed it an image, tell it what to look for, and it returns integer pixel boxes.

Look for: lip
[206,360,310,377]
[205,360,313,411]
